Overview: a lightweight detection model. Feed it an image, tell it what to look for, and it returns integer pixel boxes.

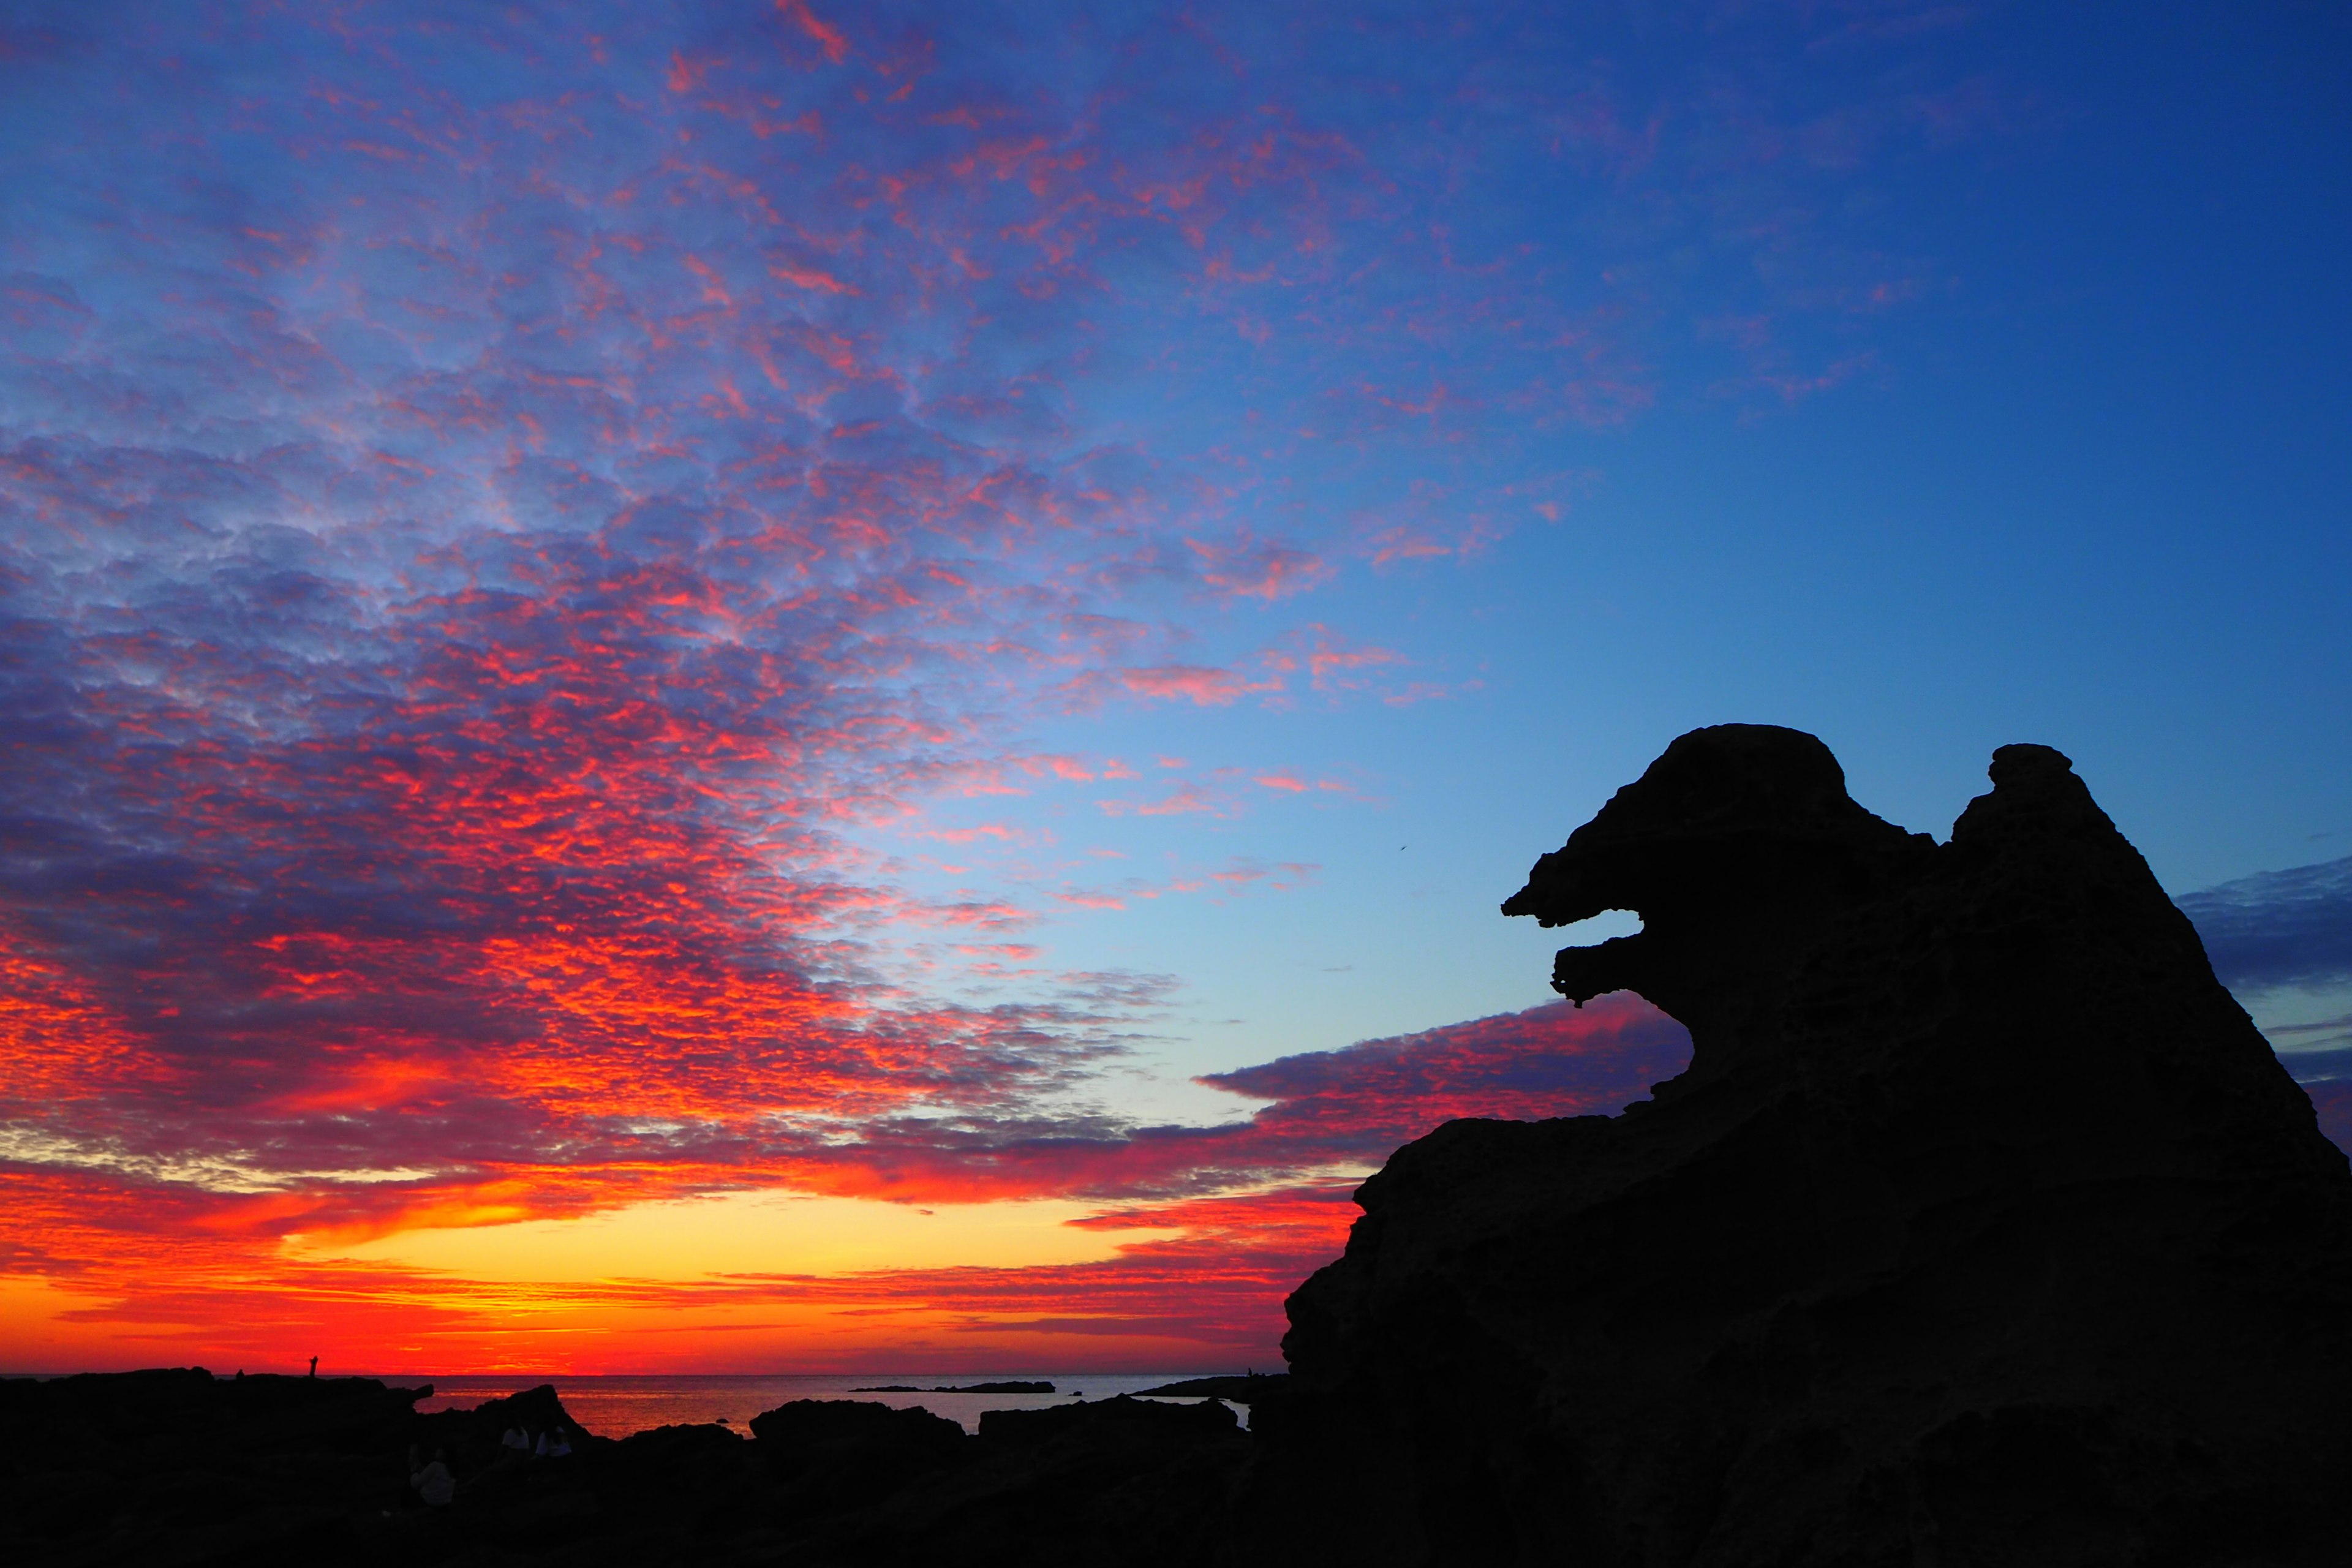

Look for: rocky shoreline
[0,1368,1259,1565]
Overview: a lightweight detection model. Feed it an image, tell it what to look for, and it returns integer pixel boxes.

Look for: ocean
[377,1372,1250,1437]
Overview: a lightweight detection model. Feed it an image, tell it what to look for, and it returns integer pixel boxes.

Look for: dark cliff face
[1273,726,2352,1567]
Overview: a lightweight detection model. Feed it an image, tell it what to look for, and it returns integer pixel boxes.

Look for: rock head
[1270,726,2352,1566]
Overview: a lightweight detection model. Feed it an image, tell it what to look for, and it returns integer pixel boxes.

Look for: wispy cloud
[0,994,1687,1364]
[2179,854,2352,995]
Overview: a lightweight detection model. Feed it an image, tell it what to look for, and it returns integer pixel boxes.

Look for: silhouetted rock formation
[0,1373,1250,1566]
[0,1369,435,1561]
[1134,1372,1289,1401]
[752,1397,969,1518]
[733,1394,1249,1564]
[867,1396,1245,1565]
[846,1380,1055,1393]
[1272,726,2352,1565]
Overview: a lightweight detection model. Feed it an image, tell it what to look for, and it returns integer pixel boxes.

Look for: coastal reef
[0,1374,1251,1566]
[1270,725,2352,1564]
[8,727,2347,1566]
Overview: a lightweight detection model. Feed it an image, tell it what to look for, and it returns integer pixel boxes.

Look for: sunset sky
[4,1,2348,1374]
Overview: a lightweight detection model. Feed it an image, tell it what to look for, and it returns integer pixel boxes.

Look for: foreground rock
[0,1375,1248,1566]
[1270,726,2352,1564]
[0,1370,435,1563]
[1134,1373,1289,1402]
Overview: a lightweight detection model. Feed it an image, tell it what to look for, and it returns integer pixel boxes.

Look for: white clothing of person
[411,1457,455,1507]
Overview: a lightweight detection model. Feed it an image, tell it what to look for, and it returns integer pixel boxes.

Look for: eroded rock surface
[1271,726,2352,1566]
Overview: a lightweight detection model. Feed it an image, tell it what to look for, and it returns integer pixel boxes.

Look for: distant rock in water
[1134,1373,1290,1401]
[846,1379,1055,1394]
[1269,726,2352,1566]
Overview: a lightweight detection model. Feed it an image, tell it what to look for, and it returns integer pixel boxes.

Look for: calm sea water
[372,1372,1251,1437]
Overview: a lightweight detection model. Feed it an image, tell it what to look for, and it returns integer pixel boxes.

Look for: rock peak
[1988,738,2074,782]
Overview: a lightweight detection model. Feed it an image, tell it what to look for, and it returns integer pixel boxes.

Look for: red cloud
[776,1,849,66]
[0,997,1691,1369]
[1114,665,1273,706]
[1188,537,1332,602]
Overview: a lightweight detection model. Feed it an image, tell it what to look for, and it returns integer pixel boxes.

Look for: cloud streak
[2178,854,2352,995]
[4,996,1689,1366]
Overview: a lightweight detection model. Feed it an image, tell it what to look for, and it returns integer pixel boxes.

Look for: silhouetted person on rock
[306,1355,317,1378]
[407,1445,454,1508]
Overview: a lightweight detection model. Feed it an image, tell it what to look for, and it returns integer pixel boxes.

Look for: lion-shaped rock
[1263,725,2352,1566]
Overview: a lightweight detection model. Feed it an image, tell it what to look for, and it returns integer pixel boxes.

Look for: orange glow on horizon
[2,980,1689,1373]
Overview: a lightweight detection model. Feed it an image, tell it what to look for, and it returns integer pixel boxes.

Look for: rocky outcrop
[752,1396,970,1520]
[0,1370,437,1562]
[0,1373,1251,1566]
[1271,726,2352,1565]
[1134,1373,1289,1401]
[846,1381,1057,1393]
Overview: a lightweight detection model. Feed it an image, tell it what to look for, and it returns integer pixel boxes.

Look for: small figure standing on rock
[307,1355,317,1378]
[407,1445,454,1508]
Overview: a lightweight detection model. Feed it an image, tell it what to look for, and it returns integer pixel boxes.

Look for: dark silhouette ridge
[0,1374,1247,1564]
[9,729,2349,1564]
[1133,1372,1289,1401]
[846,1380,1055,1393]
[1265,725,2352,1564]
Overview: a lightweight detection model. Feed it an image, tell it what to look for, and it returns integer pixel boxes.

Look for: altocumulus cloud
[0,0,2090,1362]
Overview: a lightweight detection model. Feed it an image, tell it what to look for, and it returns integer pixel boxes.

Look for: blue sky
[864,0,2352,1082]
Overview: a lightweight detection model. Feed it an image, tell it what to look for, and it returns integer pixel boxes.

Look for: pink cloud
[1114,665,1276,706]
[1099,782,1224,818]
[1187,536,1333,601]
[775,0,850,66]
[913,824,1016,844]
